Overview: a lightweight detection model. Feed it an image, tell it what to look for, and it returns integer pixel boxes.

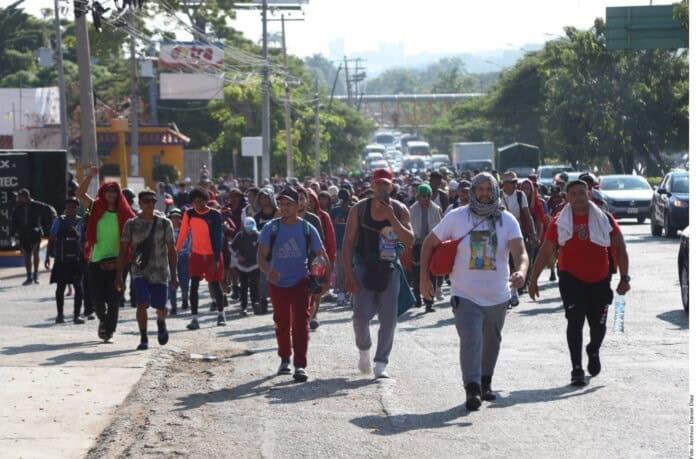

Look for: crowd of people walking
[10,163,630,410]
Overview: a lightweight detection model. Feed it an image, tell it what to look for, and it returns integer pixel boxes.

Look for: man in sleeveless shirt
[343,169,414,379]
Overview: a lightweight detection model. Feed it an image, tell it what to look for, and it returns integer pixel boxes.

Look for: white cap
[449,179,458,190]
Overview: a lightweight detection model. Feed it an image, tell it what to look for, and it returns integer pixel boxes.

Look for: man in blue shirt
[258,186,328,383]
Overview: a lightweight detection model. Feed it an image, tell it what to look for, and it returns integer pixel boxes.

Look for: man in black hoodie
[11,188,56,285]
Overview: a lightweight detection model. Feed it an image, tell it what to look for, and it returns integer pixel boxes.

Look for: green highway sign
[606,4,688,50]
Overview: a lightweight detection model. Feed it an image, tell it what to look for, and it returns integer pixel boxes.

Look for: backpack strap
[516,190,523,209]
[267,218,281,261]
[302,219,313,260]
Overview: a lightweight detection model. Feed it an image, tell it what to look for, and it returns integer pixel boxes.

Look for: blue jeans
[169,253,190,309]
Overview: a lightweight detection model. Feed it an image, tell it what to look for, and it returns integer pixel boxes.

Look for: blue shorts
[133,278,168,310]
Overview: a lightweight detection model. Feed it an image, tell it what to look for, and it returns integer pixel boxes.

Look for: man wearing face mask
[343,169,414,379]
[418,173,528,412]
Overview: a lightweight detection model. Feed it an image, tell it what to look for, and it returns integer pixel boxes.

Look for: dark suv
[651,170,689,237]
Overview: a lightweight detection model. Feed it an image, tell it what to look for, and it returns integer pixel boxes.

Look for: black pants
[56,280,83,318]
[82,267,94,316]
[558,271,613,369]
[190,278,224,315]
[239,269,260,310]
[88,263,122,334]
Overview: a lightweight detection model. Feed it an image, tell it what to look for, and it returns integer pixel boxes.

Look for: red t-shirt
[545,212,621,283]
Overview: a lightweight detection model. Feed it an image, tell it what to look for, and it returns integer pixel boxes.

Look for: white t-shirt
[501,190,528,220]
[432,207,523,306]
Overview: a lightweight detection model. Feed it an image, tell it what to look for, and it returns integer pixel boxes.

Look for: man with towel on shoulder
[528,179,630,387]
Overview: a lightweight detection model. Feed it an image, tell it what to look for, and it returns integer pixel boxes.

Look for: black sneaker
[481,375,496,401]
[137,342,149,351]
[170,307,177,316]
[157,322,169,346]
[571,368,587,387]
[181,301,189,310]
[549,270,557,282]
[425,303,435,313]
[22,278,32,286]
[73,317,85,325]
[278,359,292,375]
[240,308,248,317]
[55,315,65,324]
[217,314,226,326]
[465,383,482,411]
[98,321,108,340]
[508,296,520,309]
[293,367,308,382]
[309,319,320,330]
[186,318,200,330]
[586,346,601,377]
[86,313,95,320]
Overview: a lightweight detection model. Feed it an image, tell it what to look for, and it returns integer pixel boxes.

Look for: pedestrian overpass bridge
[334,93,484,129]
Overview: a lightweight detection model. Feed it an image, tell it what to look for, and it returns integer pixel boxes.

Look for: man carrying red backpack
[419,172,528,412]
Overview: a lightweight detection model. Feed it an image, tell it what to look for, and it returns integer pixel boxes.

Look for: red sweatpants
[268,278,310,368]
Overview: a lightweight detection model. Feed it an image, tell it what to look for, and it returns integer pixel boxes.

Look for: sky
[17,0,679,61]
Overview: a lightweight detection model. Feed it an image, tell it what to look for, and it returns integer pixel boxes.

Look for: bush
[152,164,179,184]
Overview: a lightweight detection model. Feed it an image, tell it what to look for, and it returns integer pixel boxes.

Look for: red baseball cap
[372,168,393,184]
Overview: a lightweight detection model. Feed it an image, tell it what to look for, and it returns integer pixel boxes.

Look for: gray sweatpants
[453,297,508,386]
[352,264,400,365]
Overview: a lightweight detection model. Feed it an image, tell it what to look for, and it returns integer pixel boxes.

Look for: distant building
[0,87,62,150]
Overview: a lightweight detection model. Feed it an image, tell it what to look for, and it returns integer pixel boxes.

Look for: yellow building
[94,118,190,189]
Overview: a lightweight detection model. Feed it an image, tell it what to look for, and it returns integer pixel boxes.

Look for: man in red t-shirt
[528,180,630,387]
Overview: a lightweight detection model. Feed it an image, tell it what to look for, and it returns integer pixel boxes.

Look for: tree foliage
[425,19,688,175]
[0,1,374,179]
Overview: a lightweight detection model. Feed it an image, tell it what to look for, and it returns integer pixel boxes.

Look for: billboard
[159,73,225,100]
[159,42,224,71]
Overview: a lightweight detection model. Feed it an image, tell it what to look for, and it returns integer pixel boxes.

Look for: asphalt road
[1,222,689,458]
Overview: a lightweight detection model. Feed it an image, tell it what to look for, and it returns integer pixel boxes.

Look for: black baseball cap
[277,186,299,203]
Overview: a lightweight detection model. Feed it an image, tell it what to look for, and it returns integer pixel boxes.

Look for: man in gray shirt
[117,190,178,351]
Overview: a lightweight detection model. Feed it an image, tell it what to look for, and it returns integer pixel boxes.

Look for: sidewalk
[0,272,155,458]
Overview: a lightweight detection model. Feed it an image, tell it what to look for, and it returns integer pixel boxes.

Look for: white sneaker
[358,350,371,374]
[436,286,443,300]
[374,362,389,379]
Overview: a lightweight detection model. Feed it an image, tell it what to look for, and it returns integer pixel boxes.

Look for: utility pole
[53,0,68,150]
[281,14,293,178]
[261,0,271,181]
[314,78,320,178]
[74,0,98,195]
[129,9,139,177]
[343,56,352,106]
[328,63,341,110]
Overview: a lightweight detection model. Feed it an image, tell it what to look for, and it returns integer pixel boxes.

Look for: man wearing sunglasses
[117,190,178,350]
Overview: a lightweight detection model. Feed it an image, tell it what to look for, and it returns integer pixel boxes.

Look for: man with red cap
[342,169,414,379]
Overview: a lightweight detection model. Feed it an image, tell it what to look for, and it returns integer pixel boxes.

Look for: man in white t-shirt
[500,171,537,306]
[419,172,528,412]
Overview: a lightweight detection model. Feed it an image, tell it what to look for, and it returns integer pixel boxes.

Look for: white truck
[451,141,495,173]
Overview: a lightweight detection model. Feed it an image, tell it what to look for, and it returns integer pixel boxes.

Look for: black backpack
[57,216,81,263]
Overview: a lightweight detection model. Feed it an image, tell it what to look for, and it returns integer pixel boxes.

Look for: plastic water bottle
[613,295,625,333]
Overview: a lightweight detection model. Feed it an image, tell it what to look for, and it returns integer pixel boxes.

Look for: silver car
[598,175,653,223]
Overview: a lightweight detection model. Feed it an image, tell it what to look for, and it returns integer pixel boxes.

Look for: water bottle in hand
[613,294,625,333]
